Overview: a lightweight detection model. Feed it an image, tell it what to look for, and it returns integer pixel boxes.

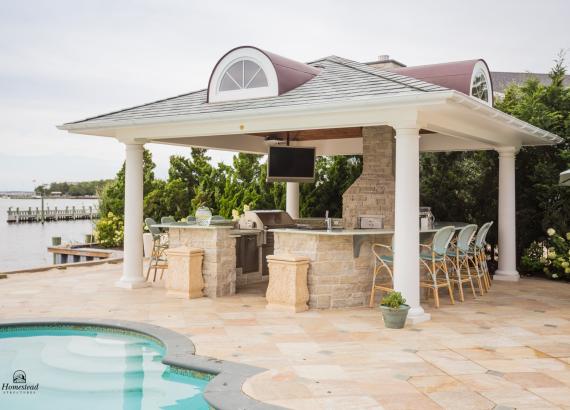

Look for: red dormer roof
[387,59,492,98]
[260,48,321,95]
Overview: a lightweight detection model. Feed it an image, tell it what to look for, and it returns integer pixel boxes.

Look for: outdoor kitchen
[155,125,440,311]
[57,45,559,323]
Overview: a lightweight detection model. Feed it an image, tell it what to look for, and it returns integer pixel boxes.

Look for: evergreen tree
[300,155,362,217]
[495,54,570,254]
[99,148,156,218]
[421,54,569,259]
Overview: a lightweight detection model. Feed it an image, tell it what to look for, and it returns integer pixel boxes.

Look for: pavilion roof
[62,56,448,129]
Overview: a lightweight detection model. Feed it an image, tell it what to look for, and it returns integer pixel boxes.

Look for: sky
[0,0,569,191]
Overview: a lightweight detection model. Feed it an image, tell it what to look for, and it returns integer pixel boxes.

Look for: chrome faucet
[325,210,332,231]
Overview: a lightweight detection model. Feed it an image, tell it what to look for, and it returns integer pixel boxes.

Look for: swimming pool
[0,325,212,409]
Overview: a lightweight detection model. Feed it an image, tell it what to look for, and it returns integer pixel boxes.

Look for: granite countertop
[269,228,394,236]
[157,222,467,236]
[270,223,466,236]
[153,223,234,229]
[154,223,261,236]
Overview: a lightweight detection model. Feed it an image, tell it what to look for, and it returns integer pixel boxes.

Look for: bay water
[0,198,99,271]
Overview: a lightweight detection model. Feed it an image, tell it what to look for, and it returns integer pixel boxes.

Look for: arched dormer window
[219,60,268,91]
[470,61,493,106]
[208,46,320,103]
[208,47,279,103]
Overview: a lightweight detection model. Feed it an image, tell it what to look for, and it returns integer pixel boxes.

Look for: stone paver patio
[1,263,570,409]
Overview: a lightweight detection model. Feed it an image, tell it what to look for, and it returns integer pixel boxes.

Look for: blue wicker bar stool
[161,216,175,224]
[420,226,456,308]
[144,217,168,282]
[447,224,478,302]
[469,221,494,294]
[369,240,394,307]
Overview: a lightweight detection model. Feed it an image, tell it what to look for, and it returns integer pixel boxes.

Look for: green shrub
[95,212,124,248]
[521,241,546,273]
[381,291,407,309]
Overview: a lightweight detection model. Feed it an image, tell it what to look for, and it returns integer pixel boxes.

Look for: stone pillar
[286,182,300,219]
[495,147,520,281]
[266,254,310,312]
[116,143,149,289]
[393,127,429,324]
[168,227,236,297]
[342,126,395,229]
[165,247,205,298]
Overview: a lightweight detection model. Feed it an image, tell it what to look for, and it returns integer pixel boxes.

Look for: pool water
[0,327,211,410]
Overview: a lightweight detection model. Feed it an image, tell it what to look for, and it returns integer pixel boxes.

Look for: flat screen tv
[267,146,316,182]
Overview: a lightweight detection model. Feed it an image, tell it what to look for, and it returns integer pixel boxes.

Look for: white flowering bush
[522,228,570,280]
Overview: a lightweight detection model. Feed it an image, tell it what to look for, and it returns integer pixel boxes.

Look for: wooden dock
[6,205,99,223]
[47,244,116,264]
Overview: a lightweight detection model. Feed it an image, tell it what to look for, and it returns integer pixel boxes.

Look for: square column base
[407,311,431,325]
[494,270,520,282]
[165,246,205,299]
[266,255,310,313]
[266,303,308,313]
[115,279,150,289]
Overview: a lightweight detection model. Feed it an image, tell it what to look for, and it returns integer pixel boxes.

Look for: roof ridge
[323,56,445,93]
[393,59,480,70]
[306,55,340,65]
[65,88,207,125]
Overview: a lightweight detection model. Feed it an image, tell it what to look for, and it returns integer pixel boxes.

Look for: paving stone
[1,264,570,409]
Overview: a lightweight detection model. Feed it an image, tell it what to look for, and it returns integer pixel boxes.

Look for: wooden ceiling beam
[251,127,433,141]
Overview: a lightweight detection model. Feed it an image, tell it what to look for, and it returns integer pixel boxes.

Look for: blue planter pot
[380,304,410,329]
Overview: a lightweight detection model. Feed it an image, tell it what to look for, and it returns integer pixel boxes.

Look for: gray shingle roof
[491,71,570,93]
[65,56,449,127]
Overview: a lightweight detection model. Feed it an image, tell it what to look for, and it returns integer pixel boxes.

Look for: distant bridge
[6,206,99,223]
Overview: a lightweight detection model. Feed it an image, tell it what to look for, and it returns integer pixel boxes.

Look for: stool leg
[456,258,465,302]
[434,286,440,308]
[370,266,378,308]
[481,251,491,289]
[443,262,455,305]
[473,258,485,296]
[466,260,477,298]
[145,242,156,281]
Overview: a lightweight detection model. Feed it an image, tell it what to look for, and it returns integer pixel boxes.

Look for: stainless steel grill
[239,210,296,275]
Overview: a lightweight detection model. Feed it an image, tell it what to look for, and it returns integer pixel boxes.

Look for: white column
[495,147,520,281]
[286,182,300,219]
[116,143,149,289]
[393,127,430,324]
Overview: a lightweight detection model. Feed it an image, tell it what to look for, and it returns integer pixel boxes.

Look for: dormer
[207,46,320,103]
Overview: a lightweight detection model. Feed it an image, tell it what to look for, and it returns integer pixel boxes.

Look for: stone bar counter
[269,228,392,309]
[269,227,448,309]
[157,224,260,298]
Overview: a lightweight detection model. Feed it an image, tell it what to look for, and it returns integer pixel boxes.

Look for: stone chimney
[367,54,406,70]
[342,126,395,229]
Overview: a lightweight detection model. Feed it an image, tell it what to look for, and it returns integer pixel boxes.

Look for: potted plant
[380,291,410,329]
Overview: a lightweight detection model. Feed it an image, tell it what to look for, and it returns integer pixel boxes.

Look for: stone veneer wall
[342,126,395,229]
[168,227,236,297]
[273,232,391,309]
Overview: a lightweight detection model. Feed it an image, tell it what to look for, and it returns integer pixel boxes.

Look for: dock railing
[6,205,99,223]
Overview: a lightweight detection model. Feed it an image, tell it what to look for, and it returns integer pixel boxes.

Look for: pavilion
[59,46,561,323]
